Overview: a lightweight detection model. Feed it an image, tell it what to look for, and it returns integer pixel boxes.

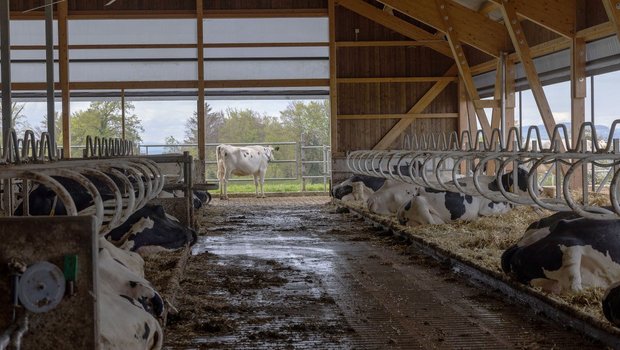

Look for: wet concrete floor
[164,196,601,349]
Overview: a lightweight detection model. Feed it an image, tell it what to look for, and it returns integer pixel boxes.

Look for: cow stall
[333,121,620,347]
[0,132,212,349]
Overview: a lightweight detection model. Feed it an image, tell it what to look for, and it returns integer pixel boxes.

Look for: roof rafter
[489,0,575,38]
[336,0,453,57]
[602,0,620,44]
[435,0,491,137]
[377,0,512,57]
[499,0,563,151]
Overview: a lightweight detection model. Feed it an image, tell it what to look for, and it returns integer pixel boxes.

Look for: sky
[20,99,303,145]
[16,69,620,145]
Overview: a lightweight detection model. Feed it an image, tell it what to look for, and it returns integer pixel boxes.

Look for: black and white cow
[216,144,277,199]
[501,212,620,294]
[99,244,163,349]
[396,168,528,226]
[332,175,387,202]
[106,204,197,255]
[367,181,419,215]
[603,282,620,327]
[158,189,211,209]
[15,175,197,253]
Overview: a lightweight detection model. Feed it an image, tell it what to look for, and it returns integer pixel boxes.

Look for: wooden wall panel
[463,44,494,67]
[584,0,608,29]
[521,20,561,47]
[335,5,458,152]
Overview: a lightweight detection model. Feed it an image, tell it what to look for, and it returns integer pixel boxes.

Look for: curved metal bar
[44,169,104,232]
[76,167,124,233]
[0,171,78,216]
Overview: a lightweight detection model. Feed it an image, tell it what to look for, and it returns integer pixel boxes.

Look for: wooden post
[121,89,126,139]
[58,0,70,158]
[500,1,562,151]
[571,37,586,189]
[505,58,516,139]
[435,0,492,138]
[0,0,11,143]
[571,37,586,148]
[45,0,55,148]
[196,0,206,162]
[329,0,338,154]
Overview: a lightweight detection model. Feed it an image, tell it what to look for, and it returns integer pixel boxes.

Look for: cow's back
[219,145,266,177]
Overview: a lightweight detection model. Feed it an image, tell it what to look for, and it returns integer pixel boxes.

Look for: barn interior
[2,0,620,348]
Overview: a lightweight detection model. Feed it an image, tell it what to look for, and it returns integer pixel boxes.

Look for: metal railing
[137,141,332,191]
[347,121,620,220]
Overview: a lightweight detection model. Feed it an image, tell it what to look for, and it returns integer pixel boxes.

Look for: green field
[215,180,329,193]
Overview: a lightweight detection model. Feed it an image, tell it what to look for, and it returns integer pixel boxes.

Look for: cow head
[332,175,386,200]
[106,204,197,253]
[263,146,276,162]
[604,282,620,327]
[488,167,529,194]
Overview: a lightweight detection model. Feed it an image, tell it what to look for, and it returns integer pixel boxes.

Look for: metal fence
[137,141,332,192]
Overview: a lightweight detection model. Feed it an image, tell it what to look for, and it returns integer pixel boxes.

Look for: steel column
[0,0,11,143]
[45,0,55,147]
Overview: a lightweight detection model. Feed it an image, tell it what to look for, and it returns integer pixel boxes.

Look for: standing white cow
[216,144,277,199]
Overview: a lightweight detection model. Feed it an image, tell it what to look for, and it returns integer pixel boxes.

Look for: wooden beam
[337,77,457,84]
[470,21,616,76]
[196,0,205,162]
[329,0,338,153]
[490,58,503,130]
[478,1,498,16]
[372,65,458,150]
[499,1,560,149]
[2,79,330,91]
[121,89,126,139]
[474,99,500,109]
[11,42,328,50]
[338,113,457,120]
[204,9,328,18]
[603,0,620,44]
[435,0,492,137]
[336,40,442,47]
[13,8,328,20]
[379,0,511,57]
[505,57,516,134]
[336,0,453,57]
[58,0,69,158]
[489,0,575,38]
[571,37,586,147]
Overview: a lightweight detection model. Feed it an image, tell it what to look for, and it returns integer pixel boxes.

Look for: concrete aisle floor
[164,196,601,349]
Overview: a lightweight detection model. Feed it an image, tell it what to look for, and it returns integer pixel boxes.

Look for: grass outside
[215,180,329,193]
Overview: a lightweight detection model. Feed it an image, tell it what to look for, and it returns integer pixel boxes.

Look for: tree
[164,135,181,154]
[0,102,31,146]
[34,111,62,146]
[218,108,267,143]
[70,101,144,146]
[184,103,225,145]
[279,100,330,146]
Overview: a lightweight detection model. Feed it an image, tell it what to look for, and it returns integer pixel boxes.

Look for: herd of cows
[6,141,620,348]
[332,171,620,327]
[12,170,207,349]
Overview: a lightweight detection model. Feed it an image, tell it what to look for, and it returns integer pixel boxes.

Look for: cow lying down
[106,204,197,255]
[366,181,419,215]
[332,175,386,203]
[396,169,528,226]
[501,211,620,295]
[99,238,164,349]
